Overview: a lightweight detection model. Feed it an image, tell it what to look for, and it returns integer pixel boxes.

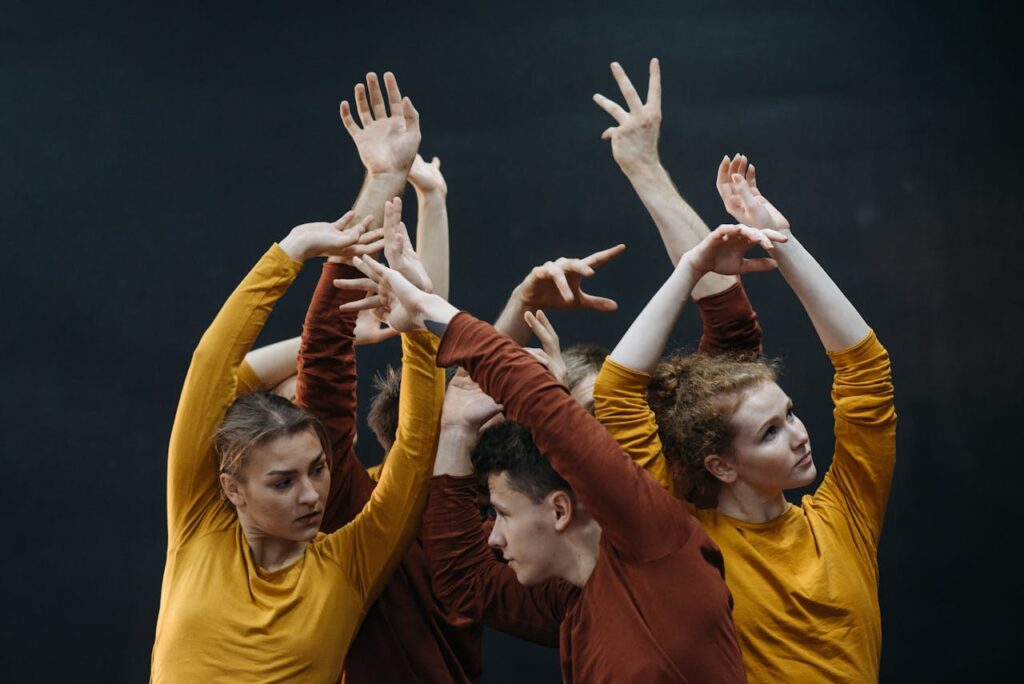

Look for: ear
[704,453,738,484]
[548,490,575,532]
[220,473,247,509]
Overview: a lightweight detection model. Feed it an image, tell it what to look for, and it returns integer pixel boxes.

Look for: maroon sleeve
[296,261,376,533]
[437,313,694,562]
[421,475,568,646]
[696,280,762,355]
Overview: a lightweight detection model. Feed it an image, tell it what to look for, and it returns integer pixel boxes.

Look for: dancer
[150,192,444,680]
[594,158,896,681]
[337,248,752,682]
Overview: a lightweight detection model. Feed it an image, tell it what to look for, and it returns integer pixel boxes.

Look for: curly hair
[647,350,779,501]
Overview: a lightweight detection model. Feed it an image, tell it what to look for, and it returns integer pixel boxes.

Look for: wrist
[278,233,309,262]
[365,168,410,184]
[420,293,458,326]
[415,186,448,202]
[677,251,705,280]
[619,156,663,180]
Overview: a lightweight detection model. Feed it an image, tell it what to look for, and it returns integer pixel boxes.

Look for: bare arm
[593,58,734,299]
[242,336,300,390]
[408,154,450,299]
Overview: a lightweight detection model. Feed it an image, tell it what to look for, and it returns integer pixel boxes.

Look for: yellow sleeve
[327,330,444,604]
[166,244,303,546]
[813,329,896,548]
[235,361,260,396]
[593,357,676,496]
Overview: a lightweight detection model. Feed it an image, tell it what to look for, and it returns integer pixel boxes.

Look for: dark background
[3,0,1022,680]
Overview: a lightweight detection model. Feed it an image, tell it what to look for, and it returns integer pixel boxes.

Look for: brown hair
[562,343,609,392]
[215,391,332,494]
[367,366,401,451]
[647,351,779,501]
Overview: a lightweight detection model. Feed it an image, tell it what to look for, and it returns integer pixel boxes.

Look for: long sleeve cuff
[695,280,762,355]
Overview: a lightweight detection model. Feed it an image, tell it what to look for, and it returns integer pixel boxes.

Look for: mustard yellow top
[594,331,895,683]
[150,244,444,683]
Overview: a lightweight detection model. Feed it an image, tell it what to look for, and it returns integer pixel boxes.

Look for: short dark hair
[367,365,401,451]
[471,421,571,503]
[562,343,609,391]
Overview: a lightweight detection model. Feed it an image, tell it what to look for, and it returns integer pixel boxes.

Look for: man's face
[485,472,565,586]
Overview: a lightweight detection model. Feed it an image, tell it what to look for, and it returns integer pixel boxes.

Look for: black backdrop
[3,0,1022,680]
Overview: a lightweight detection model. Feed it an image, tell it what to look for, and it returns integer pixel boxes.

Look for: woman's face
[723,381,815,492]
[229,429,329,542]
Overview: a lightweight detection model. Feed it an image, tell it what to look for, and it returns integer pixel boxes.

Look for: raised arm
[408,154,450,299]
[423,373,567,644]
[593,58,733,299]
[166,213,376,545]
[493,244,625,344]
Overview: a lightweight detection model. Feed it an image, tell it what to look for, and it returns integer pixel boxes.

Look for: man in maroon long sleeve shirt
[337,256,747,683]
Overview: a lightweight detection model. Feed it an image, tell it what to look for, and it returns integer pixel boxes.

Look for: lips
[296,511,322,525]
[796,450,813,468]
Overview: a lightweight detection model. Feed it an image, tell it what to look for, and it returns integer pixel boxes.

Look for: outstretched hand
[715,154,790,232]
[516,244,626,312]
[279,212,382,262]
[382,197,432,292]
[593,58,662,172]
[408,154,447,196]
[353,309,400,345]
[523,310,568,387]
[340,72,421,175]
[441,370,503,432]
[684,224,789,277]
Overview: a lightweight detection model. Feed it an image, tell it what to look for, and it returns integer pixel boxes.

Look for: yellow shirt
[594,331,895,683]
[150,244,444,683]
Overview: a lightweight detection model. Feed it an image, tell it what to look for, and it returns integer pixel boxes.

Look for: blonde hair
[648,351,779,501]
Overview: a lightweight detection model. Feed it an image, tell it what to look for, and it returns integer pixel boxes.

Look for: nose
[297,477,319,507]
[791,417,809,451]
[487,521,505,550]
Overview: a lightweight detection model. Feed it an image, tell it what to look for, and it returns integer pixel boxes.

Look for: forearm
[773,233,869,352]
[415,190,450,299]
[433,425,477,477]
[243,336,300,389]
[349,170,409,234]
[608,259,701,374]
[492,286,532,345]
[623,161,735,298]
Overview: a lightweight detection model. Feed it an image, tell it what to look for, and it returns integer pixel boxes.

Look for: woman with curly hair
[593,156,896,683]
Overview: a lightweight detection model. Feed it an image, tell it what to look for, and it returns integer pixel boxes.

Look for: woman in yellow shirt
[593,157,896,682]
[150,210,445,682]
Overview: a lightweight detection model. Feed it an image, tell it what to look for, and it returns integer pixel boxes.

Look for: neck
[560,518,602,587]
[238,517,308,571]
[716,482,789,523]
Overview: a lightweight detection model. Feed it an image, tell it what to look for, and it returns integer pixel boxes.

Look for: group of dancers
[150,59,896,682]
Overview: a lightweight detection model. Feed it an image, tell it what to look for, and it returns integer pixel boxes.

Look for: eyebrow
[754,398,794,435]
[265,451,326,477]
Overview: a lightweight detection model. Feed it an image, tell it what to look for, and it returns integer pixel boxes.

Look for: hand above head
[441,369,503,432]
[593,58,662,173]
[334,254,456,333]
[408,154,447,196]
[683,224,788,278]
[278,212,383,262]
[381,196,433,293]
[715,154,791,232]
[340,71,421,175]
[353,308,400,345]
[523,310,568,387]
[514,244,626,312]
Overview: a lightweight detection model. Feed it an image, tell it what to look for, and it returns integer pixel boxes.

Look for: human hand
[523,310,568,387]
[279,212,382,262]
[514,244,626,312]
[353,309,400,345]
[335,254,452,333]
[592,58,662,173]
[382,196,433,293]
[408,154,447,196]
[340,72,421,175]
[715,155,791,232]
[441,370,503,431]
[683,224,788,277]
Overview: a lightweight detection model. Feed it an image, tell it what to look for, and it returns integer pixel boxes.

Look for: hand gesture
[279,212,382,262]
[516,244,626,312]
[340,72,421,175]
[408,154,447,196]
[441,370,503,432]
[335,255,435,333]
[382,197,432,292]
[523,310,568,387]
[593,59,662,172]
[353,309,400,345]
[684,224,788,277]
[715,154,790,232]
